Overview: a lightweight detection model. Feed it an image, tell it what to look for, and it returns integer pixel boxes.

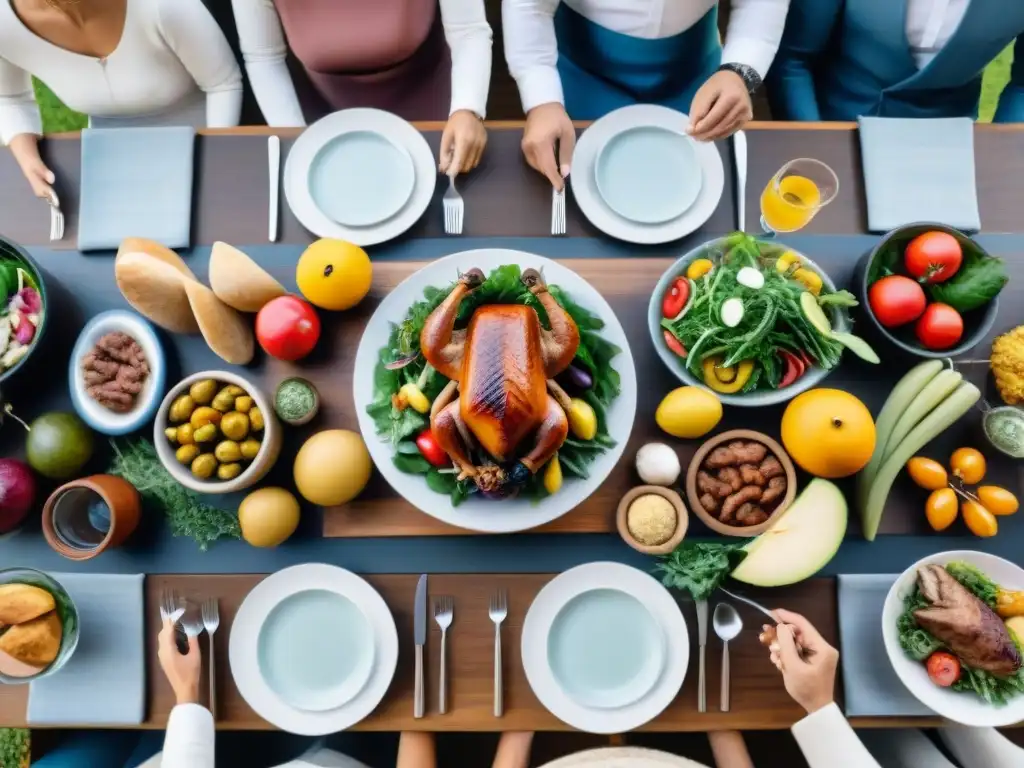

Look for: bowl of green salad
[649,232,879,407]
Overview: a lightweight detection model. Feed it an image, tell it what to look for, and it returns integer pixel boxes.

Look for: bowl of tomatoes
[857,223,1005,359]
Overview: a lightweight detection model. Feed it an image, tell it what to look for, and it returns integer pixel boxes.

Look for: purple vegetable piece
[558,364,593,393]
[384,351,420,370]
[13,317,33,345]
[13,287,41,315]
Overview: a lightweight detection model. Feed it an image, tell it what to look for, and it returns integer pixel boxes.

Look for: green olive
[220,412,250,441]
[190,453,218,479]
[190,406,223,429]
[175,444,200,465]
[164,426,179,442]
[192,423,219,443]
[168,395,195,423]
[222,385,246,397]
[214,440,242,463]
[212,390,237,412]
[249,406,265,431]
[189,379,218,405]
[234,396,254,413]
[217,462,242,481]
[176,423,195,445]
[239,438,262,460]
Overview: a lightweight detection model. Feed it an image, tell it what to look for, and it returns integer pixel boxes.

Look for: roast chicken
[420,267,580,493]
[914,565,1022,677]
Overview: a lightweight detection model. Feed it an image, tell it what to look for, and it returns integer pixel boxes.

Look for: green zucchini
[856,360,943,501]
[860,381,981,541]
[881,368,963,464]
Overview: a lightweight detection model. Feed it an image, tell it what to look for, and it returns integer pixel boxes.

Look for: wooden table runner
[0,574,868,732]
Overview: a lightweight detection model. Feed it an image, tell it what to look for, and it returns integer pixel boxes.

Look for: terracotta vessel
[42,475,141,560]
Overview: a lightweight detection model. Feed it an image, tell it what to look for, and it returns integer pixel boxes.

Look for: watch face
[720,63,761,94]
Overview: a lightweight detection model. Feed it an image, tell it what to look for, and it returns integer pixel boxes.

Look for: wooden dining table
[0,121,1022,734]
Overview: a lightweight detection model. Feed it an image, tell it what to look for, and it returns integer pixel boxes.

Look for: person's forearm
[397,731,436,768]
[492,732,534,768]
[206,88,242,128]
[791,703,882,768]
[721,0,791,78]
[940,725,1024,768]
[245,60,306,127]
[709,730,754,768]
[161,703,214,768]
[502,0,563,112]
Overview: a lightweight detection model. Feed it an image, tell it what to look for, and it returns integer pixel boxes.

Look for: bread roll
[0,584,56,625]
[209,241,286,312]
[0,611,62,666]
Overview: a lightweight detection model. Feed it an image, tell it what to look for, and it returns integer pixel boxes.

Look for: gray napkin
[837,573,934,717]
[28,573,146,725]
[78,126,195,251]
[858,117,980,233]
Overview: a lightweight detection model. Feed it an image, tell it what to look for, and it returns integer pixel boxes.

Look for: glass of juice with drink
[760,158,839,234]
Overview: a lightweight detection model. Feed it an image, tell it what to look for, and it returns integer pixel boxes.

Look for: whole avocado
[26,412,94,479]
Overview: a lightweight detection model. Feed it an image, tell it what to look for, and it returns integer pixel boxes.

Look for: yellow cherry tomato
[977,486,1019,516]
[962,499,998,538]
[906,457,948,491]
[950,447,986,485]
[925,488,958,531]
[685,258,714,280]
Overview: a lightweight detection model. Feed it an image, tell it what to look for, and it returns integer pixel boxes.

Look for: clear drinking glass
[759,158,839,235]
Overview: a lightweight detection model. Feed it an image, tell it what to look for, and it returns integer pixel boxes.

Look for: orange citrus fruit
[296,239,372,311]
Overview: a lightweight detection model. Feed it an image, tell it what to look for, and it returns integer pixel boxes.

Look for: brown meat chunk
[759,455,785,480]
[739,464,765,486]
[82,331,150,413]
[719,485,763,523]
[699,493,719,513]
[697,470,733,499]
[705,441,768,469]
[759,476,787,506]
[736,503,769,526]
[717,466,743,492]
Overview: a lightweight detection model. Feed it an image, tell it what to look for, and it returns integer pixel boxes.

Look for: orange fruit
[962,499,998,537]
[780,389,876,478]
[296,239,372,311]
[925,488,958,531]
[950,447,986,485]
[977,486,1019,516]
[906,457,948,491]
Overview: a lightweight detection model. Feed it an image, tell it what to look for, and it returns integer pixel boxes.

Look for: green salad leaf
[928,246,1008,312]
[655,541,747,602]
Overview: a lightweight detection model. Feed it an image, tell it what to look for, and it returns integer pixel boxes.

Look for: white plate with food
[882,550,1024,726]
[229,564,398,735]
[284,109,436,246]
[571,105,724,244]
[352,249,637,533]
[522,562,687,732]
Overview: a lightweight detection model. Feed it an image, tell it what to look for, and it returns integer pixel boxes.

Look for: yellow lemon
[294,429,372,506]
[296,239,372,310]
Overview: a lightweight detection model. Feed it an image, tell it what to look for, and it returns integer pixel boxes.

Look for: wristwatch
[718,63,762,94]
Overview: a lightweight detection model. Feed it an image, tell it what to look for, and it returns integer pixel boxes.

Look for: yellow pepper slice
[775,250,801,272]
[792,268,823,296]
[702,356,755,394]
[394,383,430,413]
[568,398,598,440]
[686,258,714,281]
[543,455,563,494]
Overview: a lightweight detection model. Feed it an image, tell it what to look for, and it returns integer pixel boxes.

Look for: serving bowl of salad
[0,236,47,386]
[882,550,1024,726]
[649,233,878,407]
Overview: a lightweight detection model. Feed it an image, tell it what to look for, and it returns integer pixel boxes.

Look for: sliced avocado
[799,290,832,335]
[831,332,880,364]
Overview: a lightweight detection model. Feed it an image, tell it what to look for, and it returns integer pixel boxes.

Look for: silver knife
[696,598,708,713]
[733,130,747,232]
[268,136,280,242]
[414,574,427,718]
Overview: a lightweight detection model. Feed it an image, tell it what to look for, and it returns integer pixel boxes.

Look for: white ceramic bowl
[153,370,282,494]
[881,550,1024,726]
[69,310,165,435]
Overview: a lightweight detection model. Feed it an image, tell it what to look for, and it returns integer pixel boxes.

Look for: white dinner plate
[882,550,1024,727]
[285,109,436,246]
[571,105,724,244]
[352,249,637,534]
[229,564,398,735]
[522,562,688,732]
[594,126,702,224]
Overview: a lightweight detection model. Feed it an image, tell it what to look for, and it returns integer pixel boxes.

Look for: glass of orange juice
[759,159,839,235]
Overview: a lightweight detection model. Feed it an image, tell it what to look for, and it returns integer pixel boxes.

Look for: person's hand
[521,102,575,191]
[760,609,838,714]
[158,619,201,705]
[688,70,753,142]
[8,133,55,201]
[440,110,487,176]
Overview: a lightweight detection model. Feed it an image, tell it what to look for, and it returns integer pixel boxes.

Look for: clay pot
[42,475,141,560]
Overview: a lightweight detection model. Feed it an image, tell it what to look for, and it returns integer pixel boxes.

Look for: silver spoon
[713,603,743,712]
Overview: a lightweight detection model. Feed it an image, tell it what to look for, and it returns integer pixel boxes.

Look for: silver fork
[47,192,64,242]
[181,603,205,642]
[550,186,566,235]
[159,588,184,624]
[201,598,220,719]
[434,596,454,714]
[443,174,464,235]
[489,590,507,717]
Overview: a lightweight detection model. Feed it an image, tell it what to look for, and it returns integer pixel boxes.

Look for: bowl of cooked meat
[685,429,797,537]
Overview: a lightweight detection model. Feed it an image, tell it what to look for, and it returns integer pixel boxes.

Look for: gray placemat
[837,573,934,717]
[858,117,980,233]
[27,572,145,725]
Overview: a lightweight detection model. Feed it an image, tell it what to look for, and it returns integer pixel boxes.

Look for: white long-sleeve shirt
[0,0,242,144]
[502,0,790,113]
[230,0,492,127]
[906,0,969,68]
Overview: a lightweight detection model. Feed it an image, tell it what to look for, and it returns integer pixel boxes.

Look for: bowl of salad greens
[0,236,47,386]
[649,233,877,407]
[882,550,1024,726]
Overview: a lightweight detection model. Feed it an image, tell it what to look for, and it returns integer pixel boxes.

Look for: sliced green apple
[731,478,848,588]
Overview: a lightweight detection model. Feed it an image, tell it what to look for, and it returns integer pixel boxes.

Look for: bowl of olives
[154,371,282,494]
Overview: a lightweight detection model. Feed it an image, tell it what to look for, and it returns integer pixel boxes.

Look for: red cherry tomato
[926,651,961,687]
[915,302,964,350]
[905,231,963,284]
[868,275,927,328]
[255,295,321,361]
[416,429,449,467]
[661,278,690,319]
[662,329,687,358]
[778,349,806,388]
